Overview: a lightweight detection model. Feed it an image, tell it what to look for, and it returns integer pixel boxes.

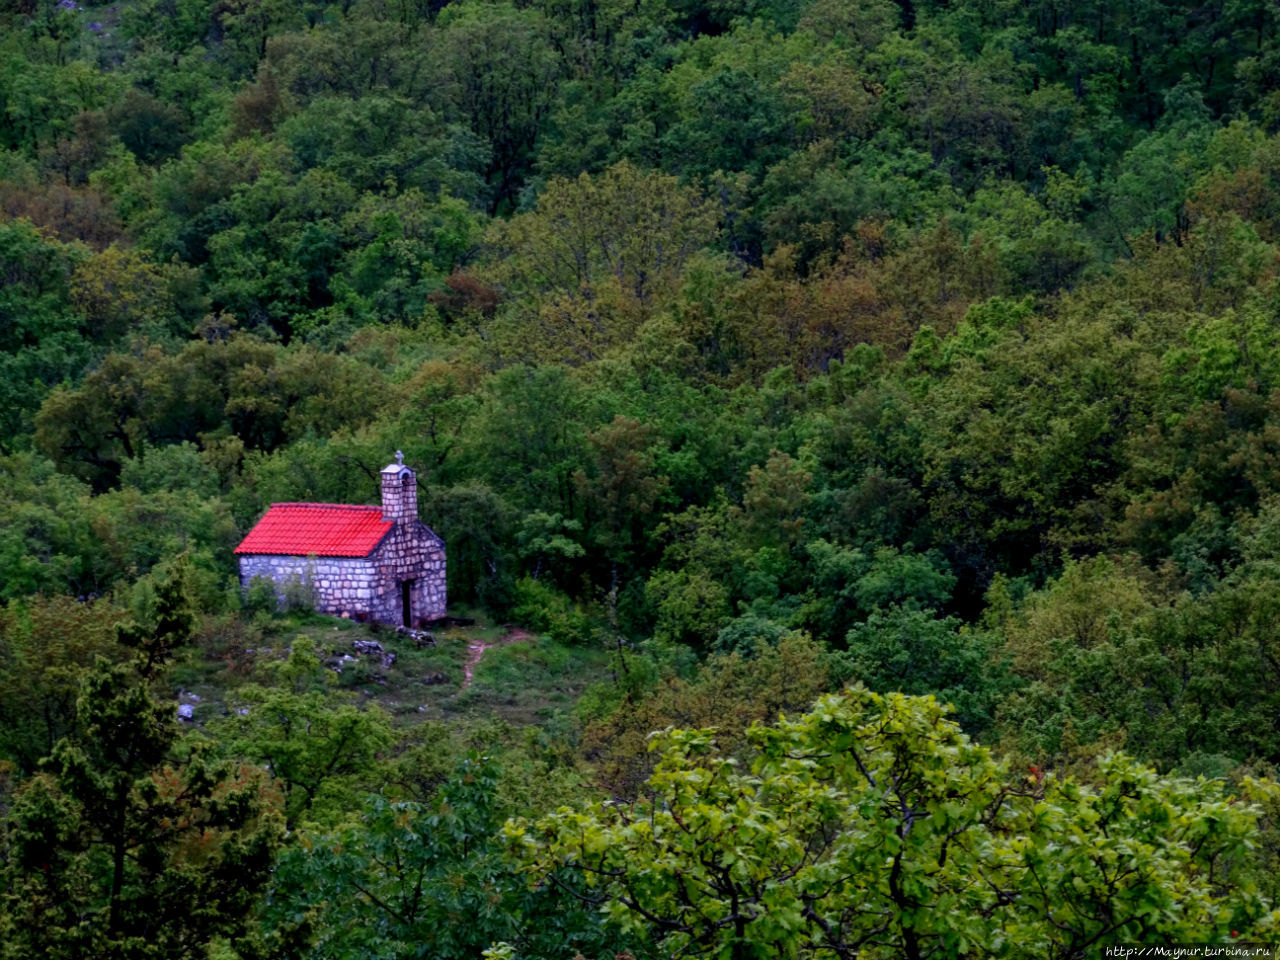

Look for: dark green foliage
[0,564,282,959]
[839,605,1004,733]
[0,595,127,771]
[0,663,282,960]
[217,638,394,827]
[261,754,622,960]
[12,0,1280,952]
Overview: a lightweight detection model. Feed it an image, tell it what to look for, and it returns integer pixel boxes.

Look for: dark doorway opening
[402,580,414,628]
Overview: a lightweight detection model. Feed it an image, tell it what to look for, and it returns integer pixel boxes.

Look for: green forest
[6,0,1280,953]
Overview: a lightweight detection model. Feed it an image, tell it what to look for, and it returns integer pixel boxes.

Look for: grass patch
[177,608,618,732]
[465,635,615,726]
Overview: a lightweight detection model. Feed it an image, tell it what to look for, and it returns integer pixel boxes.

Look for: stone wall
[239,554,379,619]
[381,463,417,523]
[239,520,446,626]
[368,521,447,626]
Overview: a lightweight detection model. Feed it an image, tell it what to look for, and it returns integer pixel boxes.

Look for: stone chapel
[234,455,446,626]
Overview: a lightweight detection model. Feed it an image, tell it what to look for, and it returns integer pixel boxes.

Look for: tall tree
[0,563,283,959]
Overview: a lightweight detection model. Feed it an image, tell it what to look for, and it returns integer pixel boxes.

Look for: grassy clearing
[460,632,616,725]
[174,608,617,733]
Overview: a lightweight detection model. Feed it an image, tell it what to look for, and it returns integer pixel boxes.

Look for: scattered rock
[390,626,435,646]
[176,703,195,721]
[353,639,384,656]
[326,653,359,673]
[381,651,397,668]
[421,672,449,686]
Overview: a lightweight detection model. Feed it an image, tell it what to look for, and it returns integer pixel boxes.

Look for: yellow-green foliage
[514,688,1279,958]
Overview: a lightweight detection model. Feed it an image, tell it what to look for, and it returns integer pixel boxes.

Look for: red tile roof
[234,503,393,558]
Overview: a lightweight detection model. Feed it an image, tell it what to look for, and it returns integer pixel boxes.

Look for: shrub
[509,577,593,645]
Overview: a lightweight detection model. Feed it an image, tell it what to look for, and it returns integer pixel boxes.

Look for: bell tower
[380,450,417,524]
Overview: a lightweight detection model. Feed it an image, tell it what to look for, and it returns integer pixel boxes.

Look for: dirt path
[461,627,535,690]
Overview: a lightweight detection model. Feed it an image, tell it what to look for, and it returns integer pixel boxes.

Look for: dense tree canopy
[511,689,1280,958]
[8,0,1280,953]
